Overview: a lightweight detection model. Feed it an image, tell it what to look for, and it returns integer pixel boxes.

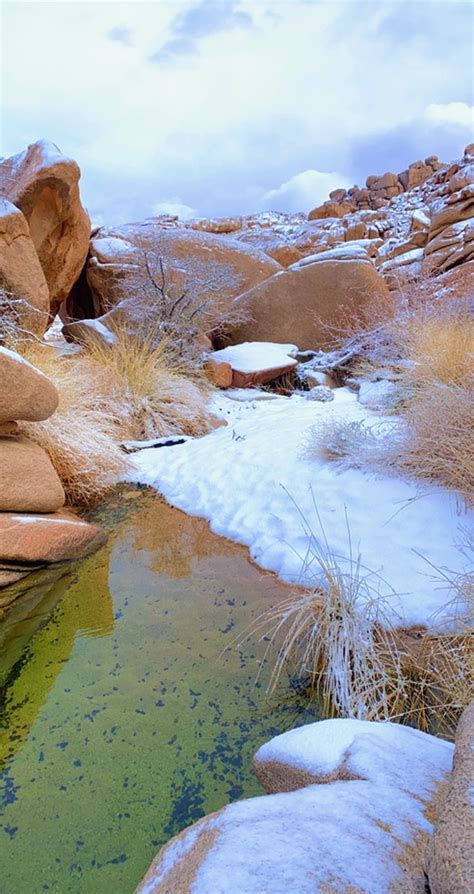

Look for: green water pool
[0,489,317,893]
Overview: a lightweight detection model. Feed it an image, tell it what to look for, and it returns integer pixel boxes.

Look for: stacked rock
[0,345,106,609]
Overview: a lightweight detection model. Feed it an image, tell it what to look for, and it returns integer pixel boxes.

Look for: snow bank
[130,388,473,629]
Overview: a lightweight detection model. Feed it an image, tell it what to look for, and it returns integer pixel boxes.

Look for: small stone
[306,385,334,402]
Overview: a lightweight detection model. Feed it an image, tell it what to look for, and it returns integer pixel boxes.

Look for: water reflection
[0,489,317,894]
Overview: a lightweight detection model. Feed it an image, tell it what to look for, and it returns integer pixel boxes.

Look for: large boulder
[0,198,50,336]
[0,436,65,512]
[426,701,474,893]
[135,719,453,894]
[224,246,392,350]
[0,510,106,565]
[0,140,90,317]
[82,221,282,319]
[0,346,59,423]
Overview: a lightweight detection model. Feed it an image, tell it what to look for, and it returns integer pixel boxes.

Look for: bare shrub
[0,287,49,345]
[112,250,251,363]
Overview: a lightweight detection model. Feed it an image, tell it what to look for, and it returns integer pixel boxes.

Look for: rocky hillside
[0,139,472,346]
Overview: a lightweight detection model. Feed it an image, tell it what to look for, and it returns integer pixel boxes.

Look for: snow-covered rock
[135,718,454,894]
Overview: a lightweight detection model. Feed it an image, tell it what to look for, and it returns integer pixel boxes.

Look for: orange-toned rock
[0,510,106,565]
[0,198,50,336]
[225,249,391,350]
[0,346,59,423]
[84,222,281,318]
[426,701,474,894]
[0,436,65,512]
[187,216,243,234]
[204,357,233,388]
[0,140,90,317]
[210,342,298,387]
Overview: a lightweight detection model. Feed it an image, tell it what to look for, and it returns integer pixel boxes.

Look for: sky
[1,0,473,225]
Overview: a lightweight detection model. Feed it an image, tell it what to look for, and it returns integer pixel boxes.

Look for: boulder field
[0,346,105,609]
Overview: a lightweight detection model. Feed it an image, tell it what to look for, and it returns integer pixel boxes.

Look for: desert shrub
[14,327,215,504]
[16,343,130,505]
[114,250,250,363]
[0,286,49,344]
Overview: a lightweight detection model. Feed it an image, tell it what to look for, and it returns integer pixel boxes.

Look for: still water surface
[0,488,316,893]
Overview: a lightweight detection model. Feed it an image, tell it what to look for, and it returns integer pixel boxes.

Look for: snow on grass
[130,387,473,629]
[210,341,298,373]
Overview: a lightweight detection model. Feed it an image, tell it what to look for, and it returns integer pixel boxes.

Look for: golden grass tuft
[81,326,215,441]
[16,343,130,506]
[14,326,215,504]
[392,306,474,386]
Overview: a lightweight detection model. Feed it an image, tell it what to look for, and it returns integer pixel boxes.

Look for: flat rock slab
[209,341,298,387]
[0,510,106,565]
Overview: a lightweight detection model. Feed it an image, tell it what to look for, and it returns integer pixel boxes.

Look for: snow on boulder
[135,719,453,894]
[208,341,298,388]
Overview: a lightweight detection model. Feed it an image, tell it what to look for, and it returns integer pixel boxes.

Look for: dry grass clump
[16,342,130,505]
[397,382,474,500]
[14,327,215,504]
[392,304,474,386]
[82,326,214,441]
[308,299,474,503]
[248,521,473,732]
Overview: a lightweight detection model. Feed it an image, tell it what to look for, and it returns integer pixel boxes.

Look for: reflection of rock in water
[128,493,243,580]
[0,539,115,761]
[0,564,72,687]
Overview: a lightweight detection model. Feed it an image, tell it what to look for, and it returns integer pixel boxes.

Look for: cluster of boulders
[0,345,105,613]
[135,703,474,894]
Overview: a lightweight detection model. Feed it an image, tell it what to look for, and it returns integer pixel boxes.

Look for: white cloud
[1,1,472,223]
[424,102,474,128]
[152,200,197,220]
[260,169,351,214]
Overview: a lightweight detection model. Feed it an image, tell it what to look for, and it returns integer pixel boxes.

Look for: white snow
[130,387,473,629]
[138,718,453,894]
[210,342,298,374]
[291,243,370,266]
[255,718,453,794]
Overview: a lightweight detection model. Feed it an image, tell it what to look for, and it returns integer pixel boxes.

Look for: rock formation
[0,345,106,608]
[0,139,90,319]
[223,245,392,350]
[0,198,50,336]
[426,700,474,894]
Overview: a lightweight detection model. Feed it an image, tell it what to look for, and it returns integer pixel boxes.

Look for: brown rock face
[0,510,107,564]
[0,346,59,423]
[83,222,281,319]
[426,701,474,894]
[225,253,391,350]
[0,436,65,512]
[0,198,50,336]
[0,140,90,318]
